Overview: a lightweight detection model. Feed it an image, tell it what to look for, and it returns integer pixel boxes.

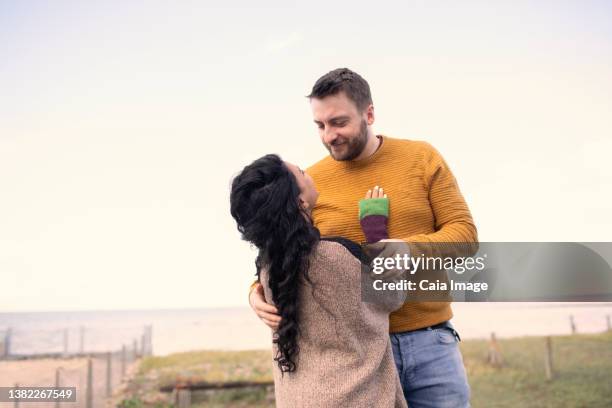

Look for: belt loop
[452,329,461,342]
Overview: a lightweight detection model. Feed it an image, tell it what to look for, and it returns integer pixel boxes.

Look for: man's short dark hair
[307,68,373,112]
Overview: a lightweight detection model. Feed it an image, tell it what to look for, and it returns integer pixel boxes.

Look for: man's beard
[324,119,369,161]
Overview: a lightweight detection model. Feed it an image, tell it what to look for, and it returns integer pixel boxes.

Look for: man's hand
[249,283,281,330]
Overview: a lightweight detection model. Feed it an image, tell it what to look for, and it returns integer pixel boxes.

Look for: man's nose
[323,128,337,145]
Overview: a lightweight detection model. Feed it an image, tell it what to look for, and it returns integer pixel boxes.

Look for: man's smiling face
[311,91,371,161]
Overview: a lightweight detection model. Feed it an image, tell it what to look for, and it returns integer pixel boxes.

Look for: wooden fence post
[133,339,138,360]
[106,351,112,397]
[147,325,153,356]
[176,388,191,408]
[63,329,69,357]
[142,326,148,356]
[5,328,12,358]
[55,368,62,408]
[569,315,576,334]
[544,336,554,380]
[121,345,127,377]
[79,326,85,354]
[606,315,611,332]
[86,358,93,408]
[487,332,503,367]
[14,383,19,408]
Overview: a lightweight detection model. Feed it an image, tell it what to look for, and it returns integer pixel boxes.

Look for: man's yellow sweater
[307,136,478,333]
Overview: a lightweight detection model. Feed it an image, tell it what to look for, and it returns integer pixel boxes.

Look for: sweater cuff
[359,198,389,219]
[249,280,260,301]
[359,198,389,243]
[249,280,260,292]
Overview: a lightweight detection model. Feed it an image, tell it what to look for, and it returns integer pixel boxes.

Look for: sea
[1,303,611,356]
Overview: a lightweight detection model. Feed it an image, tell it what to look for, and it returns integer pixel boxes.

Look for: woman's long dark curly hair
[230,154,320,373]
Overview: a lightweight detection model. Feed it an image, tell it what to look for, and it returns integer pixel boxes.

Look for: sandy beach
[0,356,137,408]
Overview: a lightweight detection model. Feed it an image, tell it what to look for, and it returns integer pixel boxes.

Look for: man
[250,68,476,407]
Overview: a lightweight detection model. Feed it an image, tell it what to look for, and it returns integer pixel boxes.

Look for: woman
[230,154,407,407]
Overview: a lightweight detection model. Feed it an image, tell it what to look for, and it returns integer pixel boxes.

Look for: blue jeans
[390,321,471,408]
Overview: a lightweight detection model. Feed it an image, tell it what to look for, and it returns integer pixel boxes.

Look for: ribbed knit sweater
[261,240,408,408]
[308,136,478,333]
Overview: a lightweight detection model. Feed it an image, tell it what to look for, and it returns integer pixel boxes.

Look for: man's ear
[365,104,375,126]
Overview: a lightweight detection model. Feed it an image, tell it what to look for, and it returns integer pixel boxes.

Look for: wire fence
[483,313,612,377]
[0,325,153,408]
[0,325,153,358]
[1,312,611,407]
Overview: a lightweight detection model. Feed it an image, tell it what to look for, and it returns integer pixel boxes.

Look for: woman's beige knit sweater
[261,240,408,408]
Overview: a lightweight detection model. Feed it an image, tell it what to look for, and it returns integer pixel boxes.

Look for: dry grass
[120,332,612,407]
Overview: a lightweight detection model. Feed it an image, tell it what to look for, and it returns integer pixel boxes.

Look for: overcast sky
[1,0,611,312]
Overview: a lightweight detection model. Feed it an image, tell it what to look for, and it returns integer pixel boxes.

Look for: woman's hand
[365,185,387,199]
[359,186,389,243]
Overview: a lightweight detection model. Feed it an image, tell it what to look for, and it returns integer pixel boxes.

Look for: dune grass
[122,331,612,407]
[138,349,273,388]
[461,331,612,407]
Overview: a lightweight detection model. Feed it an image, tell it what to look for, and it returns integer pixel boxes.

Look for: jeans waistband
[393,320,451,335]
[412,321,449,332]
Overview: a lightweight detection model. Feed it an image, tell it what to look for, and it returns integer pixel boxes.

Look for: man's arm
[402,143,478,257]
